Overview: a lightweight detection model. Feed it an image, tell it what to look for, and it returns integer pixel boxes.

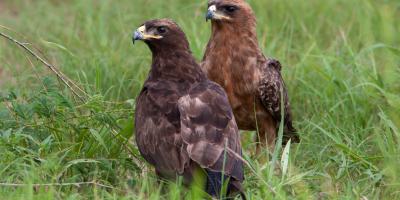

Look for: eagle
[132,19,245,198]
[202,0,300,153]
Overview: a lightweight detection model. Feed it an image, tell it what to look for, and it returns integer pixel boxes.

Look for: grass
[0,0,399,199]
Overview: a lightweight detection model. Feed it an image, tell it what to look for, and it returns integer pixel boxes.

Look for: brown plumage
[202,0,299,152]
[132,19,244,198]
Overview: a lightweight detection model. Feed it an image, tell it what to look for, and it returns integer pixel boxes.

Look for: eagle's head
[132,19,190,52]
[206,0,255,26]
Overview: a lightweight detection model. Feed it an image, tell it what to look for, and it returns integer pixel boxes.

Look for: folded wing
[178,81,244,181]
[258,59,299,143]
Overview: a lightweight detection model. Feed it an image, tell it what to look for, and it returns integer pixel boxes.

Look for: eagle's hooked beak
[132,25,162,45]
[206,5,230,22]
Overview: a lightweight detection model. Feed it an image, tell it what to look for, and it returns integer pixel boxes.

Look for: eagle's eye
[157,26,167,34]
[224,5,237,13]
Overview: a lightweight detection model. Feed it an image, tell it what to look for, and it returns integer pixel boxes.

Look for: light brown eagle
[132,19,244,198]
[202,0,299,153]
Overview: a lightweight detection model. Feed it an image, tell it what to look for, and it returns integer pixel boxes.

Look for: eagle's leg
[255,115,277,157]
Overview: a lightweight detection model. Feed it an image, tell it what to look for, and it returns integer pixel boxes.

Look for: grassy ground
[0,0,399,199]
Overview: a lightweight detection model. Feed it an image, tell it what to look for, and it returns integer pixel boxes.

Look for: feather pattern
[178,81,243,181]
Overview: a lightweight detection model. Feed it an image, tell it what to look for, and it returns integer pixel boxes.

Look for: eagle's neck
[150,50,206,83]
[208,22,263,59]
[201,22,264,95]
[204,22,264,71]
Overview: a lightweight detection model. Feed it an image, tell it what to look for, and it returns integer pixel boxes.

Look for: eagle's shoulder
[266,58,282,71]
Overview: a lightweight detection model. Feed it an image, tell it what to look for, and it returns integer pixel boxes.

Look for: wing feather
[136,80,244,181]
[135,81,189,176]
[178,81,244,181]
[258,59,299,142]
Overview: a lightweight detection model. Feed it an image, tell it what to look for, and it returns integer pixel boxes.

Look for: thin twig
[0,181,114,189]
[0,31,87,102]
[110,128,146,170]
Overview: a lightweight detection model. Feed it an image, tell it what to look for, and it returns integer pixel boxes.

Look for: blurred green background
[0,0,399,199]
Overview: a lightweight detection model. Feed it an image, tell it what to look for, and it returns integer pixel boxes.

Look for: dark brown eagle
[202,0,300,153]
[132,19,244,198]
